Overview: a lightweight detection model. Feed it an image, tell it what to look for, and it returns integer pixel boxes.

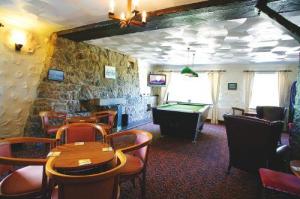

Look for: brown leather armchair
[256,106,287,122]
[223,115,286,173]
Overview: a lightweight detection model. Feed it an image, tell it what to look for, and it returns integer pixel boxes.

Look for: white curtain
[208,72,221,124]
[278,71,289,107]
[160,72,173,104]
[244,72,255,111]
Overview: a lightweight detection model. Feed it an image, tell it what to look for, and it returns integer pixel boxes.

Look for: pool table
[152,102,210,142]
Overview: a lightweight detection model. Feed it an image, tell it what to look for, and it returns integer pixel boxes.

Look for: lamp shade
[181,67,198,77]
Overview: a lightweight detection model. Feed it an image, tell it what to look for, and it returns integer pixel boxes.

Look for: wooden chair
[92,110,117,134]
[231,107,245,116]
[0,137,56,199]
[39,111,67,137]
[56,123,107,144]
[259,168,300,198]
[106,130,153,198]
[46,150,127,199]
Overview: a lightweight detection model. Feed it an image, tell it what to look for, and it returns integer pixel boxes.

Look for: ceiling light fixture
[181,48,198,77]
[108,0,147,28]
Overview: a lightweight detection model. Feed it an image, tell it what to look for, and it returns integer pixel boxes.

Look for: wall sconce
[10,30,26,52]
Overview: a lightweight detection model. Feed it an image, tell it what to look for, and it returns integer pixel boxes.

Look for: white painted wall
[0,27,48,137]
[153,63,299,121]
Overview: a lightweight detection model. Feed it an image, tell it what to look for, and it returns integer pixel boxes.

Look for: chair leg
[131,178,136,188]
[261,187,268,199]
[226,164,231,174]
[141,170,146,199]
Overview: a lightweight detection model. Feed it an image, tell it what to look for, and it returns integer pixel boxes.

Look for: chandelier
[108,0,147,28]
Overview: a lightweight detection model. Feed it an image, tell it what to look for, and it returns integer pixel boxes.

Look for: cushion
[0,166,43,195]
[120,154,144,175]
[259,168,300,196]
[66,126,96,143]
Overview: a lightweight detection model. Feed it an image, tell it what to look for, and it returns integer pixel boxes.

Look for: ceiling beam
[57,0,300,42]
[256,0,300,43]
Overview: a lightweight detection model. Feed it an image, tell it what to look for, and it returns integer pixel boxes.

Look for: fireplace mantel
[95,98,126,106]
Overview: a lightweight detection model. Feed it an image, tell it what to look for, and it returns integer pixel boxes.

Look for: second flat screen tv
[148,74,166,86]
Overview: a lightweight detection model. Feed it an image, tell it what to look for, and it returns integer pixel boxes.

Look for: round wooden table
[65,116,97,124]
[51,142,115,171]
[290,160,300,177]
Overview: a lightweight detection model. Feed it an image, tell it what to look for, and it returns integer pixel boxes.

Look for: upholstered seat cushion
[0,166,43,195]
[259,168,300,196]
[120,154,143,175]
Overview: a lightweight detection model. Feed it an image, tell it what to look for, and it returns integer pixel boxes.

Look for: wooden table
[51,142,115,171]
[290,160,300,177]
[65,116,97,124]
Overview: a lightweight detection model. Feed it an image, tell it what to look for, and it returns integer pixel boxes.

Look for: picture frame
[228,83,237,90]
[148,74,167,87]
[105,65,116,79]
[48,69,64,82]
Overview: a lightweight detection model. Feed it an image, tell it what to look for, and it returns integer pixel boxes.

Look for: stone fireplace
[79,98,126,130]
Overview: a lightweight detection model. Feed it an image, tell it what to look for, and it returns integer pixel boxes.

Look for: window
[249,73,279,108]
[167,73,212,104]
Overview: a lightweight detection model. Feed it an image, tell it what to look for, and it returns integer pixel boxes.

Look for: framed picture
[228,83,237,90]
[105,66,116,79]
[48,69,64,81]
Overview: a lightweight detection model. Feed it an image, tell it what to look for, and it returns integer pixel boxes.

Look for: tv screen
[48,69,64,81]
[148,74,166,86]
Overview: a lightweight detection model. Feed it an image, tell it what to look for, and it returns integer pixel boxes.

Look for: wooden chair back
[0,142,13,176]
[106,130,153,163]
[39,111,67,135]
[56,123,107,144]
[46,150,126,199]
[92,110,117,129]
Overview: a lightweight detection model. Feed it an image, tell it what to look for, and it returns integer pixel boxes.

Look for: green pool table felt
[158,103,207,113]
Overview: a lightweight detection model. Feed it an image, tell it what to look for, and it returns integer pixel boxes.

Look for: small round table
[51,142,115,171]
[65,116,97,124]
[290,160,300,178]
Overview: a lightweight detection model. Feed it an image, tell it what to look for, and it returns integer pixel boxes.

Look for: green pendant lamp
[181,49,198,77]
[181,66,198,77]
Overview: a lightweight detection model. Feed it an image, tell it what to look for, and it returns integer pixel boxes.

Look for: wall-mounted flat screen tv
[48,69,64,81]
[148,74,166,86]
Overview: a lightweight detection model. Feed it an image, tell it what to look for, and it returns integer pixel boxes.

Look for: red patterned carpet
[120,122,291,199]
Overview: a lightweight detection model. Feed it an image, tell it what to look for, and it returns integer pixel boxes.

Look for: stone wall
[25,35,155,137]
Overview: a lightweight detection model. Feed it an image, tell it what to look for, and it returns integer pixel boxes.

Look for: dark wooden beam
[57,0,300,42]
[256,0,300,43]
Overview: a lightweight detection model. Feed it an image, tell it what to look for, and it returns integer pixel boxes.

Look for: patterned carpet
[120,122,292,199]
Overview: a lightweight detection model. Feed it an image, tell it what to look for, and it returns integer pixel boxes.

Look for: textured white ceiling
[0,0,203,29]
[88,15,300,65]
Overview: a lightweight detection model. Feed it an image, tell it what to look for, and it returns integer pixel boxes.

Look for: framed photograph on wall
[48,69,64,81]
[228,83,237,90]
[105,66,116,79]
